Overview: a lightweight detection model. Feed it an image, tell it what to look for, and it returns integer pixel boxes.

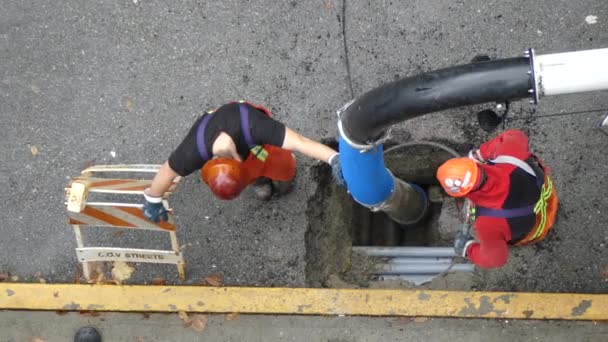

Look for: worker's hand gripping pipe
[338,136,428,225]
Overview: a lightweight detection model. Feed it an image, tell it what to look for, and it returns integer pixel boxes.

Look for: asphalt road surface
[2,0,607,293]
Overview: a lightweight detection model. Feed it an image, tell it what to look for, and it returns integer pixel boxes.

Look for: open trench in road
[305,140,479,290]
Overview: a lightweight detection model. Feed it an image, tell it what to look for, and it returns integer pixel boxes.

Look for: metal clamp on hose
[337,99,391,151]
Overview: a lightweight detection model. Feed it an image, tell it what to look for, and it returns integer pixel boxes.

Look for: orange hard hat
[201,158,247,200]
[436,157,480,197]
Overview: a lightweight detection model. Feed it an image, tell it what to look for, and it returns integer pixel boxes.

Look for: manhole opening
[305,140,469,288]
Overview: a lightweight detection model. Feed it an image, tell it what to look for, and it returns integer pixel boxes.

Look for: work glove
[143,189,168,223]
[454,231,475,258]
[328,153,345,187]
[468,148,485,163]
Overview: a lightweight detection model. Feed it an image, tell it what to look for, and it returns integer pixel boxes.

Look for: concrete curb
[1,284,607,320]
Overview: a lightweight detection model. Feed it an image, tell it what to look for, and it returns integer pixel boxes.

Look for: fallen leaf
[225,312,240,321]
[178,311,189,323]
[30,145,39,156]
[73,265,83,284]
[322,1,336,10]
[178,311,208,332]
[178,243,192,254]
[87,262,108,284]
[126,97,134,112]
[79,310,100,317]
[188,315,208,332]
[111,230,124,238]
[30,85,41,94]
[55,311,68,316]
[88,269,105,285]
[28,338,47,342]
[396,317,414,325]
[151,278,167,286]
[141,313,151,320]
[0,272,9,282]
[601,266,608,281]
[204,274,223,287]
[414,317,429,323]
[53,292,59,298]
[111,261,135,284]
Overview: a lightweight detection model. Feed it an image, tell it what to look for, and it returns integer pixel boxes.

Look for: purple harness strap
[195,113,213,161]
[238,103,255,148]
[196,103,256,162]
[476,204,536,219]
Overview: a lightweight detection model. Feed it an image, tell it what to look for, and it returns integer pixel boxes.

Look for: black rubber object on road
[470,54,492,63]
[477,109,502,132]
[74,327,102,342]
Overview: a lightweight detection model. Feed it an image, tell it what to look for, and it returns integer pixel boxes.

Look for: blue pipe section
[338,136,394,206]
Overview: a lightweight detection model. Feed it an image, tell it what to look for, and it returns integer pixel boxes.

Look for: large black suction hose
[340,57,533,145]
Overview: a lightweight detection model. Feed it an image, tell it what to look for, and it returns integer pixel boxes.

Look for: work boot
[252,177,272,201]
[272,163,297,197]
[272,178,295,196]
[74,327,101,342]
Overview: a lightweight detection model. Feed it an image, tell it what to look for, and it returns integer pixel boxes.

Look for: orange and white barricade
[65,164,186,281]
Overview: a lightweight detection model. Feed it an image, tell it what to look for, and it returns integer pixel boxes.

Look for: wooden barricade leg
[170,231,186,281]
[71,225,91,281]
[164,199,186,281]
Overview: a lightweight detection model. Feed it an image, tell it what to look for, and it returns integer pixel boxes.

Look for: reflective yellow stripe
[529,177,553,241]
[251,145,269,162]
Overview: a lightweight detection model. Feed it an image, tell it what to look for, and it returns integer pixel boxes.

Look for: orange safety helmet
[436,157,481,197]
[201,158,247,200]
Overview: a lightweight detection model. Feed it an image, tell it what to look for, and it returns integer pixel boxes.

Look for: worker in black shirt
[143,101,343,223]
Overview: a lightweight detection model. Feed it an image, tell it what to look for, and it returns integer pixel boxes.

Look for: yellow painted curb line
[1,283,606,320]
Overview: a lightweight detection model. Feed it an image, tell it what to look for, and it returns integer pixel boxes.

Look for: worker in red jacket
[143,101,343,223]
[436,130,558,268]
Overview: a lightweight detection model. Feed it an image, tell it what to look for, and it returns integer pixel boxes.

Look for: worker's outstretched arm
[466,218,510,268]
[281,127,344,185]
[147,161,179,197]
[281,127,337,163]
